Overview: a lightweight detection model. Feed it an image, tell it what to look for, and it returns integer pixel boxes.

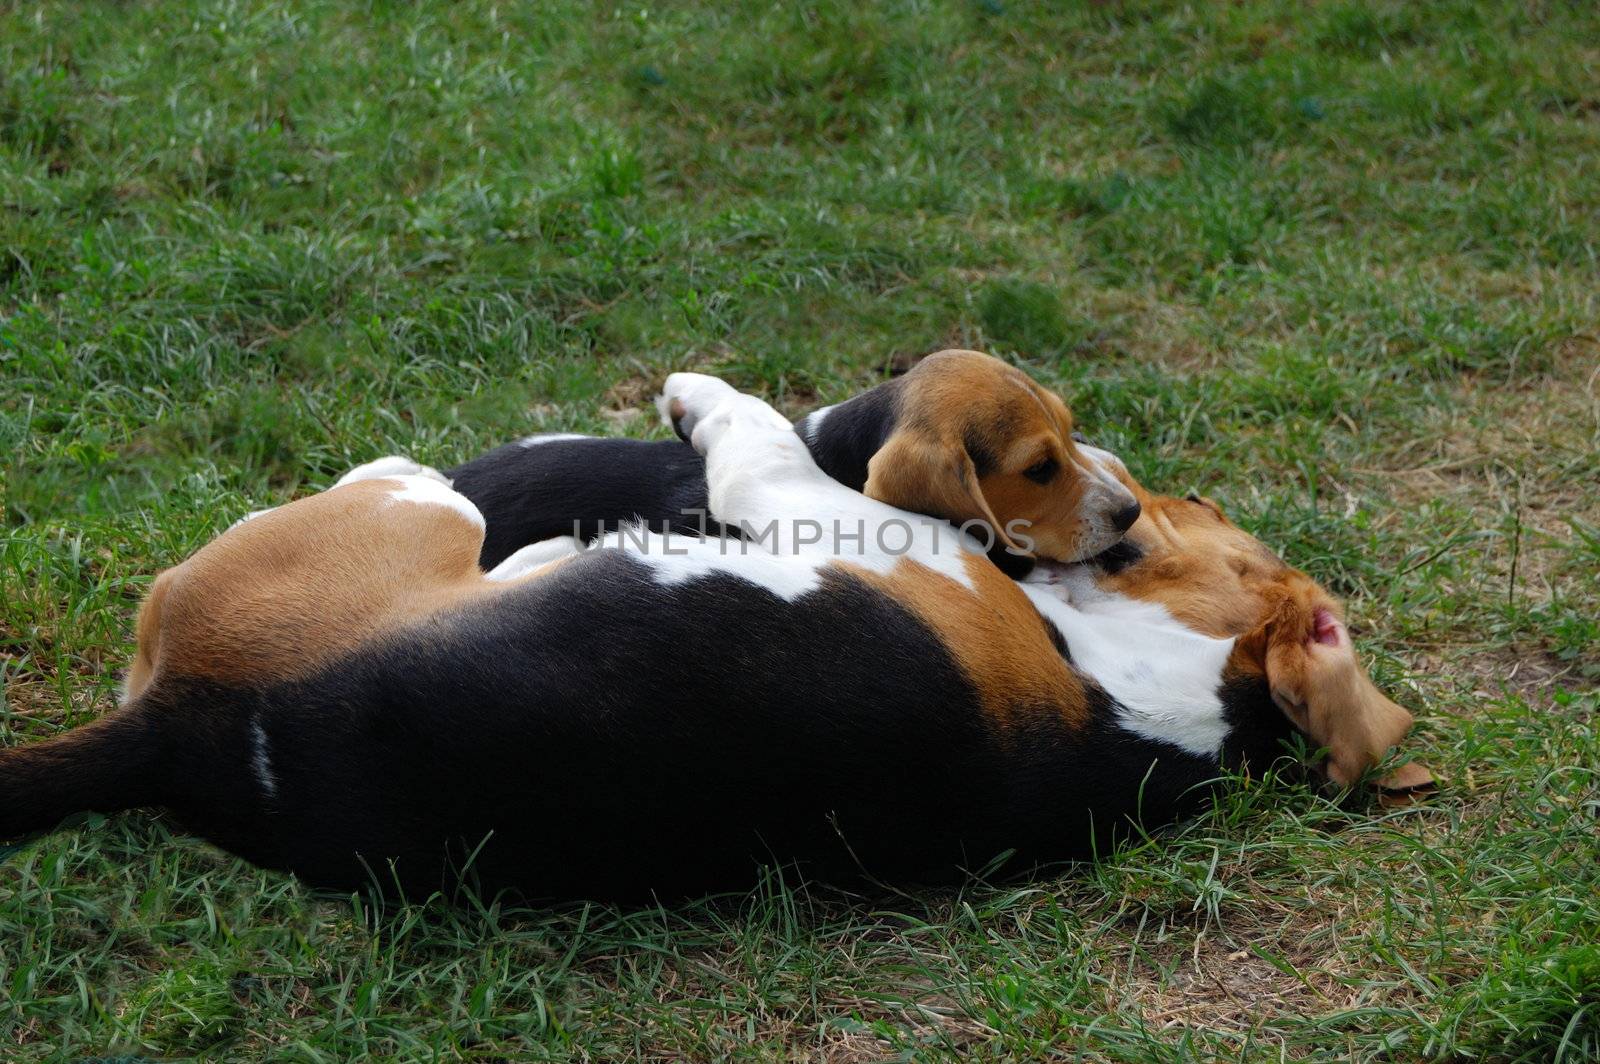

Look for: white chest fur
[1022,567,1235,757]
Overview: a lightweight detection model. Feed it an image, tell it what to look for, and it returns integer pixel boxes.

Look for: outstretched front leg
[656,374,980,584]
[658,374,827,553]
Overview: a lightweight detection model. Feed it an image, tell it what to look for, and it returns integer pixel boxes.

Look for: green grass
[3,0,1598,1058]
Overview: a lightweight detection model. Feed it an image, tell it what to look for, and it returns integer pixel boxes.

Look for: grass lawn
[4,0,1598,1058]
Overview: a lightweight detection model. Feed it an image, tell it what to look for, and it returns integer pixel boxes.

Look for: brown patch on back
[840,553,1087,727]
[134,479,527,691]
[863,350,1122,561]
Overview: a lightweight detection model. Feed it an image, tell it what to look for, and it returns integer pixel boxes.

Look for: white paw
[657,373,789,454]
[657,373,740,443]
[484,536,584,581]
[336,455,452,489]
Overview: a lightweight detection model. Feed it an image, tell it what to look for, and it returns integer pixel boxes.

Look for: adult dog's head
[1070,447,1431,793]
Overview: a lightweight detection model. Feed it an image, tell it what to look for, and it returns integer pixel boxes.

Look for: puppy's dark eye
[1023,457,1059,484]
[1071,431,1088,444]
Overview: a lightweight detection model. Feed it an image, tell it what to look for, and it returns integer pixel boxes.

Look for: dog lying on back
[0,360,1427,902]
[450,354,1428,795]
[451,351,1431,795]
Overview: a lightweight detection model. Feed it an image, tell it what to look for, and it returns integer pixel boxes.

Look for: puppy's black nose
[1112,500,1141,532]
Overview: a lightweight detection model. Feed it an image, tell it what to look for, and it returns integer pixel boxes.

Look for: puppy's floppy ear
[864,429,1024,552]
[1235,592,1432,791]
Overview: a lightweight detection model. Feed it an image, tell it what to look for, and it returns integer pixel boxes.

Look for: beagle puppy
[452,349,1139,575]
[0,375,1425,901]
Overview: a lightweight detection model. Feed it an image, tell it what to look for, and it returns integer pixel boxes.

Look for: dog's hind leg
[336,455,454,489]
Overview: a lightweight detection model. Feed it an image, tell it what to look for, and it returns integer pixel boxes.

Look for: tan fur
[1096,470,1428,789]
[127,479,562,694]
[1099,486,1290,639]
[1224,588,1417,788]
[124,568,171,702]
[841,554,1087,728]
[865,351,1112,560]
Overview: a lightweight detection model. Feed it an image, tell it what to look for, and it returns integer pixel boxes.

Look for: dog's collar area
[987,544,1035,580]
[1082,539,1144,575]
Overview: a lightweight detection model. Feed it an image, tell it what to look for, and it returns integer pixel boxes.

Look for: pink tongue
[1312,608,1342,647]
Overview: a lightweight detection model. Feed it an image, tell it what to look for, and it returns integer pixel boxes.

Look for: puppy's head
[1081,451,1430,792]
[862,351,1139,561]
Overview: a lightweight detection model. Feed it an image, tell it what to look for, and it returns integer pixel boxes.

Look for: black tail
[0,708,166,841]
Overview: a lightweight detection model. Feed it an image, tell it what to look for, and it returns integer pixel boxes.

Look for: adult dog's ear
[864,429,1024,553]
[1234,592,1431,790]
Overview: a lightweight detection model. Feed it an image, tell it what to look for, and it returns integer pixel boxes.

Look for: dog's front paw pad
[657,373,740,446]
[664,396,694,443]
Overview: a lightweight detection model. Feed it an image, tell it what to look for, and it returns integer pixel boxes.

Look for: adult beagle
[0,375,1425,901]
[452,349,1139,575]
[452,358,1430,797]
